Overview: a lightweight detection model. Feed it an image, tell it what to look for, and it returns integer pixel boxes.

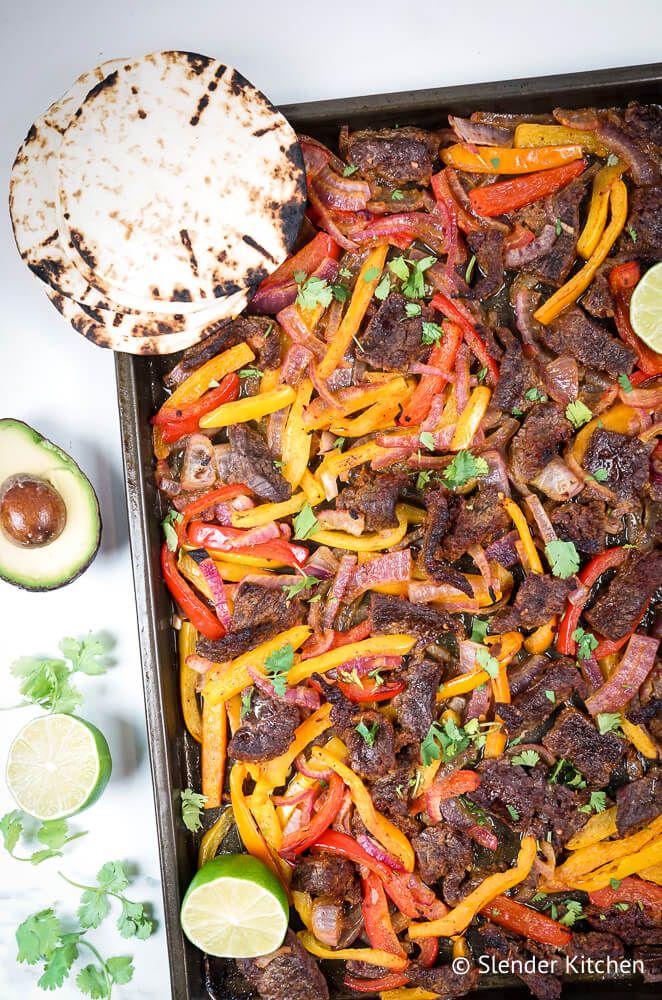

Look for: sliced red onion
[357,835,406,871]
[272,786,320,808]
[467,825,498,851]
[408,581,479,613]
[305,545,340,580]
[468,543,494,593]
[309,361,341,409]
[308,186,359,251]
[317,509,366,536]
[523,493,557,546]
[190,552,232,629]
[223,522,281,550]
[323,553,357,630]
[318,430,337,455]
[449,114,514,147]
[298,134,345,173]
[578,655,604,692]
[295,752,333,781]
[409,362,452,378]
[465,683,492,721]
[454,343,470,415]
[311,899,344,948]
[280,344,314,387]
[251,255,340,315]
[346,549,411,602]
[371,447,413,470]
[504,224,557,268]
[339,654,402,677]
[586,634,660,716]
[484,530,519,568]
[299,138,331,179]
[277,304,326,360]
[543,355,579,405]
[512,284,545,357]
[248,667,320,710]
[376,432,419,450]
[481,449,511,496]
[459,640,484,673]
[266,405,289,456]
[180,434,217,491]
[444,166,508,234]
[313,164,371,211]
[345,211,449,256]
[421,393,450,433]
[531,457,583,501]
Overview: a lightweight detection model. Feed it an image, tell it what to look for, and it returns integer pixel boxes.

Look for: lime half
[630,261,662,354]
[6,714,111,820]
[180,854,288,958]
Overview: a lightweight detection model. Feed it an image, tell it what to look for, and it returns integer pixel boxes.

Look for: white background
[0,1,660,997]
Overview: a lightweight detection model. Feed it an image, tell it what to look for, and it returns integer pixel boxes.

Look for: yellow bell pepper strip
[442,143,583,174]
[230,763,283,882]
[437,670,491,700]
[546,816,662,888]
[566,807,618,851]
[153,343,256,458]
[621,718,659,759]
[408,836,537,938]
[533,179,628,325]
[513,123,609,156]
[226,693,242,734]
[501,497,543,573]
[329,398,402,437]
[282,378,314,488]
[198,807,234,868]
[301,469,325,505]
[248,780,284,852]
[288,634,417,686]
[177,551,214,602]
[639,864,662,886]
[199,385,296,429]
[483,632,522,758]
[381,990,437,1000]
[260,366,281,394]
[450,386,492,450]
[230,493,308,529]
[298,931,409,972]
[308,504,409,553]
[571,403,640,465]
[203,625,312,703]
[319,246,389,378]
[576,161,624,259]
[304,378,408,430]
[399,503,426,525]
[524,620,557,654]
[213,561,273,583]
[275,771,318,827]
[568,838,662,892]
[316,440,392,498]
[201,696,227,809]
[292,891,314,931]
[258,704,333,789]
[179,622,202,742]
[311,746,416,872]
[204,550,284,569]
[452,936,469,959]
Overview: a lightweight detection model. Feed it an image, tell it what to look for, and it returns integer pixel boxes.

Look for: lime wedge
[6,714,111,820]
[180,854,288,958]
[630,261,662,354]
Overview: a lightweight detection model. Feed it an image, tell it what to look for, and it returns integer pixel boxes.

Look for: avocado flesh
[0,419,101,590]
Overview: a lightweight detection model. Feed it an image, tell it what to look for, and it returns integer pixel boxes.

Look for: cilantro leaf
[579,791,607,814]
[76,964,110,998]
[331,283,350,303]
[597,712,623,735]
[572,627,598,662]
[402,255,436,299]
[443,450,488,490]
[510,749,540,768]
[470,618,489,644]
[265,644,294,697]
[606,154,619,166]
[525,387,548,402]
[610,878,622,890]
[282,575,318,601]
[405,302,422,318]
[490,157,500,168]
[391,189,405,201]
[374,273,391,301]
[545,539,580,579]
[388,255,410,281]
[363,266,381,283]
[355,720,379,747]
[16,908,62,964]
[618,373,633,393]
[162,510,183,552]
[419,431,435,452]
[545,689,556,703]
[106,955,134,985]
[589,467,609,482]
[38,941,78,990]
[420,722,443,766]
[59,634,112,676]
[559,900,584,927]
[238,366,263,379]
[293,503,320,540]
[295,274,333,310]
[181,788,207,833]
[565,400,593,429]
[11,656,82,714]
[476,646,499,679]
[343,164,358,177]
[0,810,23,855]
[421,321,443,345]
[118,899,152,940]
[78,890,110,930]
[416,470,433,490]
[37,819,71,851]
[240,688,253,720]
[506,804,520,821]
[555,217,563,236]
[626,224,638,244]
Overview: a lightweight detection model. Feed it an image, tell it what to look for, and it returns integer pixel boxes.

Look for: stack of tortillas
[9,51,306,354]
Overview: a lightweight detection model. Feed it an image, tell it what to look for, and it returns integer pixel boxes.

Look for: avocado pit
[0,474,67,547]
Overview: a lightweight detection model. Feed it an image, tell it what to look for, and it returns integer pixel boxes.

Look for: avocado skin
[0,418,102,591]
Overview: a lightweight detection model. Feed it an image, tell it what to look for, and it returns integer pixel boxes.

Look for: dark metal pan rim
[115,61,662,1000]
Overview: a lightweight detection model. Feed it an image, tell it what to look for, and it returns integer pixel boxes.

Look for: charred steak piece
[291,855,359,902]
[618,183,662,261]
[542,707,625,787]
[542,307,636,376]
[585,549,662,641]
[616,770,662,835]
[197,581,305,661]
[412,825,472,886]
[337,470,407,530]
[497,658,587,737]
[586,903,662,945]
[345,710,396,779]
[510,402,573,483]
[223,425,291,502]
[236,929,329,1000]
[441,485,511,562]
[228,692,299,762]
[358,293,432,371]
[491,574,576,632]
[393,659,442,741]
[550,499,608,555]
[370,593,463,644]
[521,172,588,289]
[583,429,651,500]
[345,126,439,185]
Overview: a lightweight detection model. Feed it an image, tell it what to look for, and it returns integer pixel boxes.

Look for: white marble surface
[0,1,660,997]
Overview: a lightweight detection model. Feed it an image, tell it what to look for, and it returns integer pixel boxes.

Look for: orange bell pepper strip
[288,634,416,685]
[201,695,227,809]
[307,504,409,553]
[513,123,609,157]
[533,179,628,325]
[398,322,462,427]
[303,378,408,429]
[568,838,662,892]
[524,620,557,654]
[450,386,492,450]
[576,161,624,259]
[620,718,659,760]
[202,625,312,703]
[469,159,585,218]
[229,763,283,881]
[318,245,388,378]
[298,931,409,972]
[409,836,537,938]
[329,398,402,437]
[429,294,499,385]
[442,143,584,174]
[152,373,240,443]
[546,816,662,890]
[198,808,235,868]
[501,497,543,573]
[311,746,416,872]
[566,807,618,851]
[571,402,641,465]
[282,378,314,488]
[483,632,521,757]
[437,669,491,700]
[179,622,202,742]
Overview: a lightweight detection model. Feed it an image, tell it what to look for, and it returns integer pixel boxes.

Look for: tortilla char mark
[85,70,119,102]
[242,234,277,264]
[179,228,199,276]
[68,229,96,270]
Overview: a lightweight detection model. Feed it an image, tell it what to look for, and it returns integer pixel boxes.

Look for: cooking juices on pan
[152,101,662,999]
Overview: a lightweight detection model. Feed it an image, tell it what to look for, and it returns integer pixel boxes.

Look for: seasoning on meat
[223,424,291,502]
[583,429,651,499]
[542,707,625,786]
[345,126,439,185]
[358,293,432,371]
[542,307,637,376]
[510,402,573,483]
[228,692,299,762]
[585,549,662,641]
[337,470,407,530]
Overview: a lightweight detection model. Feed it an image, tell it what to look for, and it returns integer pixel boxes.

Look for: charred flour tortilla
[56,51,306,314]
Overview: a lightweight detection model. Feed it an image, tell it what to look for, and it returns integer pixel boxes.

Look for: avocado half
[0,419,101,590]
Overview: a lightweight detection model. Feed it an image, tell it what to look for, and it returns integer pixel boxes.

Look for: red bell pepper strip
[336,676,406,702]
[398,321,463,426]
[480,896,572,947]
[160,542,225,640]
[589,876,662,911]
[343,972,410,992]
[152,373,240,442]
[279,772,344,856]
[300,620,372,659]
[314,830,392,878]
[609,262,662,375]
[556,547,628,656]
[469,159,585,218]
[430,293,500,385]
[417,937,439,968]
[187,521,309,567]
[250,232,340,311]
[431,168,483,234]
[593,601,651,659]
[175,484,250,546]
[361,869,408,958]
[425,770,481,823]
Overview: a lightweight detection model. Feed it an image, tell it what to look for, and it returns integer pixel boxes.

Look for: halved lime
[630,261,662,354]
[180,854,288,958]
[6,714,111,820]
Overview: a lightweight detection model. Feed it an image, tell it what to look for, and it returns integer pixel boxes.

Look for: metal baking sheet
[115,62,662,1000]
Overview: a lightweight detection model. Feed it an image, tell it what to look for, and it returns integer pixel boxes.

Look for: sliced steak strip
[345,710,395,779]
[586,904,662,945]
[583,428,651,500]
[369,766,422,840]
[441,485,511,562]
[550,499,608,555]
[491,574,575,632]
[461,230,505,300]
[291,855,359,902]
[345,127,439,185]
[197,581,305,661]
[405,963,479,999]
[197,620,275,662]
[619,184,662,261]
[521,173,586,289]
[616,770,662,835]
[393,659,442,742]
[228,692,299,762]
[337,470,407,530]
[421,488,478,597]
[585,549,662,641]
[508,654,551,697]
[236,930,330,1000]
[497,658,586,737]
[491,338,540,413]
[358,293,432,371]
[541,307,636,376]
[371,593,463,644]
[412,825,472,886]
[224,425,291,502]
[542,707,625,786]
[510,402,572,483]
[478,924,562,1000]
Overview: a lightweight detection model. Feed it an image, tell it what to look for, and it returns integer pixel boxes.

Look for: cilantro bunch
[10,634,113,714]
[0,812,86,865]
